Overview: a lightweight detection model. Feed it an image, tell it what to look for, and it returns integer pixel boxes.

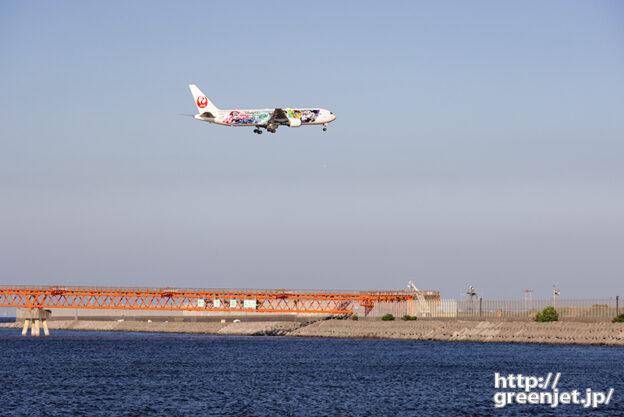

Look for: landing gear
[322,123,328,132]
[253,128,263,134]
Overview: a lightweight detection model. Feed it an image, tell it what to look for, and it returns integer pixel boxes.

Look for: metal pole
[479,297,482,318]
[617,296,619,316]
[552,285,559,309]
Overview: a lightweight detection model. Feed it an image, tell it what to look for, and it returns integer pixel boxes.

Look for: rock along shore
[2,319,624,346]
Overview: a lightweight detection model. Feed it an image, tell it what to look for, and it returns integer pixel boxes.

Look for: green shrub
[401,315,418,321]
[612,314,624,323]
[381,314,395,321]
[535,306,559,322]
[351,315,359,321]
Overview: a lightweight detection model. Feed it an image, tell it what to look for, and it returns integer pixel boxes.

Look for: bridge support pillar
[21,319,30,336]
[17,309,51,337]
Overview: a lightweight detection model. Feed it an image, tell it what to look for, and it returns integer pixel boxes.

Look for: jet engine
[288,118,302,127]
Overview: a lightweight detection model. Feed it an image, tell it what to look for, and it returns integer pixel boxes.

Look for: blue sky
[1,1,623,298]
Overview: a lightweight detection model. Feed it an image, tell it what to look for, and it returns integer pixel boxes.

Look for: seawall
[2,319,624,346]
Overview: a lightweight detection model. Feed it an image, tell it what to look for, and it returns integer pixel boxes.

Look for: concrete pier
[21,319,30,336]
[42,319,50,336]
[16,309,51,337]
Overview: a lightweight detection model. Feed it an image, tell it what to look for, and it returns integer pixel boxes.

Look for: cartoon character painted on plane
[301,110,320,123]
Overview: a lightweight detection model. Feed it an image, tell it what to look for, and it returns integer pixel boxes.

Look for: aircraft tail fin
[189,84,219,115]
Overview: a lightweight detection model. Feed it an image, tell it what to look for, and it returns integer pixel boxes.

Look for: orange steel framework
[0,287,415,315]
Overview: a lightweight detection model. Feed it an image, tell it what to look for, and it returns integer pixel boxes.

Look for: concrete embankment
[0,320,301,336]
[289,320,624,345]
[2,320,623,346]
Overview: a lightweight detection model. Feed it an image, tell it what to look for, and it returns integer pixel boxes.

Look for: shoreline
[2,319,624,346]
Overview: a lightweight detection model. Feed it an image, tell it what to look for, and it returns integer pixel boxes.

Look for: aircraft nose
[329,112,336,122]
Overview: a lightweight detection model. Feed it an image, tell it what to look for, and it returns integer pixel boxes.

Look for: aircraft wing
[265,107,290,132]
[265,108,290,131]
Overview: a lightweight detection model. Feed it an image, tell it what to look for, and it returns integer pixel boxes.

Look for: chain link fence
[362,297,621,321]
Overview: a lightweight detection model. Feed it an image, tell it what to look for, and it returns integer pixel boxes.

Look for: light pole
[552,285,560,308]
[524,289,533,317]
[466,286,478,316]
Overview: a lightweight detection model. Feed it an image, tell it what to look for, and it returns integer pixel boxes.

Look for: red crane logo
[197,96,208,108]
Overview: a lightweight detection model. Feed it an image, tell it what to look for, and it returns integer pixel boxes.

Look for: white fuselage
[194,108,335,127]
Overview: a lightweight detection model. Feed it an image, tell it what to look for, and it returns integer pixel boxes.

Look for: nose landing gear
[322,123,328,132]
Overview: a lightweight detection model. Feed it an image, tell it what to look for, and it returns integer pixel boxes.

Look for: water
[0,328,622,416]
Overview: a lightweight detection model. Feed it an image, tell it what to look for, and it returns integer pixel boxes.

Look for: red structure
[0,287,415,315]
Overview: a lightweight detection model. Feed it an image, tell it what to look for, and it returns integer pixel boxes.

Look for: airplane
[188,84,336,134]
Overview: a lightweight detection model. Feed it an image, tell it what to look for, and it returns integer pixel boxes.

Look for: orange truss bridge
[0,286,415,315]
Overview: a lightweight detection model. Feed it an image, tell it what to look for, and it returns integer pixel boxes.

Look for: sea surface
[0,328,622,416]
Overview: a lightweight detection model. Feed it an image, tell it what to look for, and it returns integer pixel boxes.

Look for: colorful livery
[189,85,336,134]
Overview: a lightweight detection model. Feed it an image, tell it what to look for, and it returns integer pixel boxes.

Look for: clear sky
[1,1,623,298]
